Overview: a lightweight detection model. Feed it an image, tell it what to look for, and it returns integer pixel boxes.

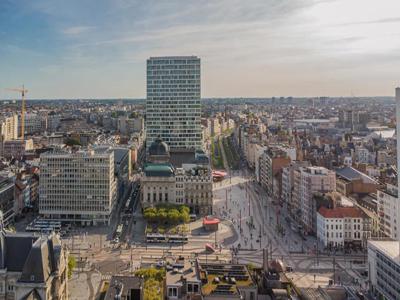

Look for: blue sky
[1,0,400,98]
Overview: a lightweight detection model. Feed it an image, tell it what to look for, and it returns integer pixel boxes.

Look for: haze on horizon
[1,0,400,99]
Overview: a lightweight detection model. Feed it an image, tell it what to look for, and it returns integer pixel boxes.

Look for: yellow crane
[5,85,28,140]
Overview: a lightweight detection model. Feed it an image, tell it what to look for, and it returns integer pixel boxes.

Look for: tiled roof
[318,206,365,219]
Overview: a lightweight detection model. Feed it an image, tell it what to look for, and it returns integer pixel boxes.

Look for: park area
[143,205,190,235]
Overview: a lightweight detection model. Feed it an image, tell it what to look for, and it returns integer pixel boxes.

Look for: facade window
[165,193,168,202]
[159,193,162,202]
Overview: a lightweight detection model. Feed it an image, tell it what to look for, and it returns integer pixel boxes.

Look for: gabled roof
[21,289,42,300]
[335,166,376,184]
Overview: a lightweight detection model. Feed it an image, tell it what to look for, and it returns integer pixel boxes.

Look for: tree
[168,209,180,224]
[68,256,76,278]
[64,138,81,147]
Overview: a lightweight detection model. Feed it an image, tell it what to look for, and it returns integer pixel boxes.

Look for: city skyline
[1,0,400,99]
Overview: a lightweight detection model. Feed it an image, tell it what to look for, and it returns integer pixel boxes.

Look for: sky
[1,0,400,99]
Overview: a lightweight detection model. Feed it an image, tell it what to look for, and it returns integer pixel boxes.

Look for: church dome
[148,137,169,156]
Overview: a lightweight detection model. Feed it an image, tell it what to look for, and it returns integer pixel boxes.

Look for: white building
[146,56,202,150]
[282,161,310,217]
[377,184,399,239]
[317,206,371,249]
[39,148,117,225]
[368,240,400,300]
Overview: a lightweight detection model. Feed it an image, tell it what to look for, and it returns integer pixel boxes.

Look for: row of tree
[143,205,190,224]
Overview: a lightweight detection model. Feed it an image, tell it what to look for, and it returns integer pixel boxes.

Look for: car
[286,266,293,272]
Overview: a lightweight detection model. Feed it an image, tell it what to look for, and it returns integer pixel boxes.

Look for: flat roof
[368,240,400,263]
[166,261,199,286]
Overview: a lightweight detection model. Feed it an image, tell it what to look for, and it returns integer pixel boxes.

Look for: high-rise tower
[145,56,202,150]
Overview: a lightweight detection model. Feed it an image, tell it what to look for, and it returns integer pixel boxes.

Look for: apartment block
[294,166,336,234]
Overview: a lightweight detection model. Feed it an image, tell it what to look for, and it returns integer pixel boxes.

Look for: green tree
[68,256,76,279]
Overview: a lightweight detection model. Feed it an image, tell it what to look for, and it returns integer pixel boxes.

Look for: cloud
[62,26,94,36]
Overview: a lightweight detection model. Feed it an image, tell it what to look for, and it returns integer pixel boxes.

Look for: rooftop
[336,166,376,184]
[198,262,255,297]
[166,259,199,286]
[368,240,400,264]
[144,163,174,177]
[318,206,366,219]
[105,275,144,300]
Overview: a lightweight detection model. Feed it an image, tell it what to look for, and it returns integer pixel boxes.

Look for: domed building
[147,137,170,163]
[141,137,213,215]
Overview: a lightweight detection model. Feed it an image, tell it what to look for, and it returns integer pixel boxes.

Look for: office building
[146,56,202,150]
[368,240,400,300]
[39,148,117,225]
[377,184,398,239]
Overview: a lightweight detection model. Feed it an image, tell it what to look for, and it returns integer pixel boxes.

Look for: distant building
[2,139,34,160]
[146,56,202,150]
[18,113,47,136]
[0,115,19,157]
[0,231,68,300]
[335,166,377,197]
[39,148,117,225]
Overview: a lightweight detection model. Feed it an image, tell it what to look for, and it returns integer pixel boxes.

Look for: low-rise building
[317,206,371,249]
[105,275,144,300]
[0,230,68,300]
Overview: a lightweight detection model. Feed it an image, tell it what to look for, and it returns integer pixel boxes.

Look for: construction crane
[5,85,28,140]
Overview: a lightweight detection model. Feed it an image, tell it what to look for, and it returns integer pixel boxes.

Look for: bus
[168,235,188,244]
[146,234,167,243]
